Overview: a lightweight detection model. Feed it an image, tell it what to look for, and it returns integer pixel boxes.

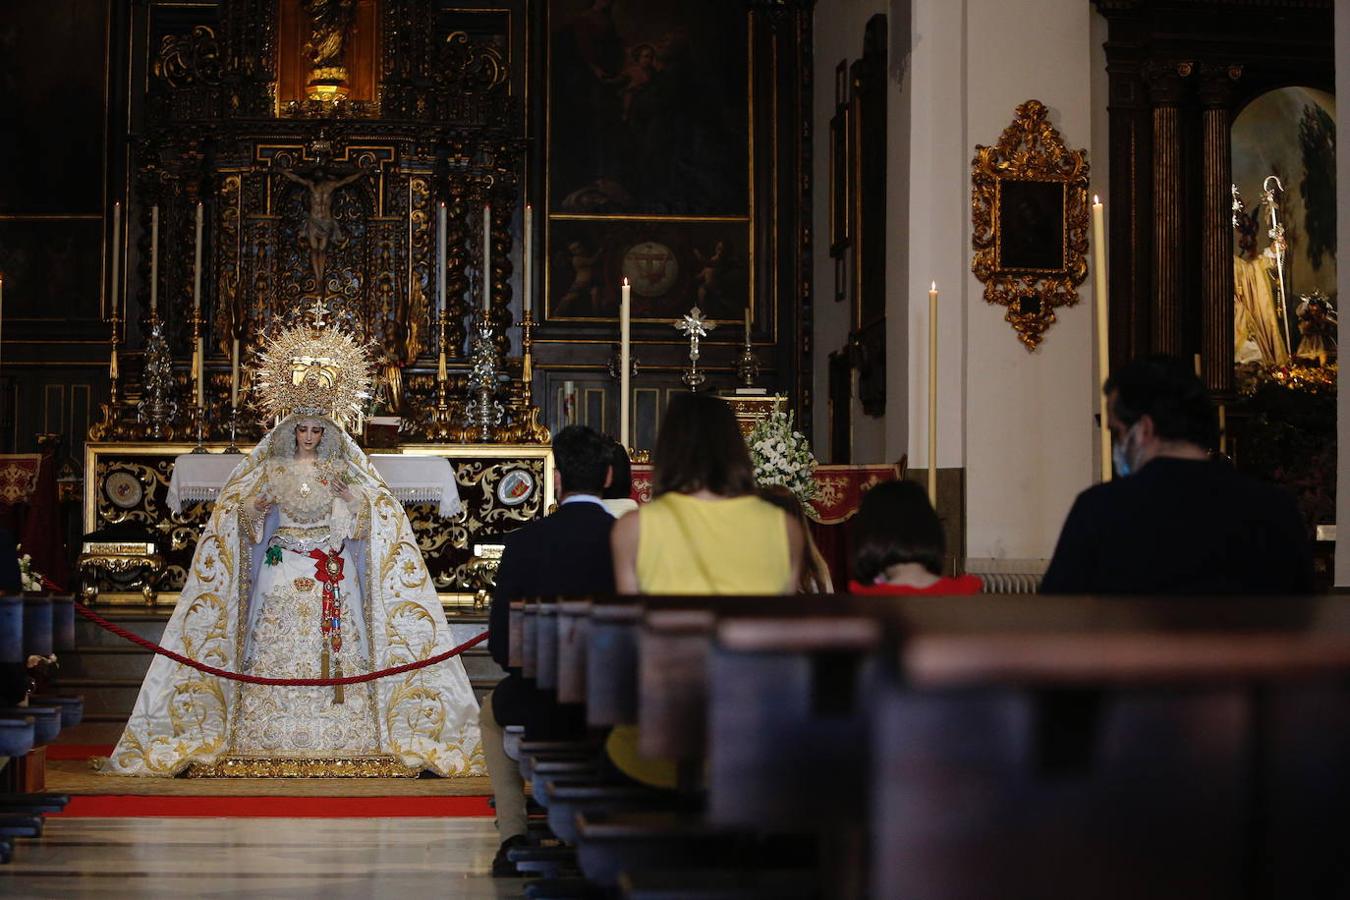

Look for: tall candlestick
[744,306,751,344]
[1218,403,1227,455]
[230,338,240,408]
[927,281,938,508]
[1092,195,1111,481]
[620,278,631,448]
[437,202,447,315]
[482,204,492,313]
[110,201,121,319]
[193,202,203,312]
[149,205,159,315]
[195,336,205,407]
[522,204,532,314]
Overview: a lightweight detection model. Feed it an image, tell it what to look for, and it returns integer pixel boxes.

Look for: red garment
[848,575,983,596]
[20,450,68,590]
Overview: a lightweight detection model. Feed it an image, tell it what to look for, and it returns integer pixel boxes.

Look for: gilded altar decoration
[971,100,1090,350]
[153,26,223,89]
[302,0,356,100]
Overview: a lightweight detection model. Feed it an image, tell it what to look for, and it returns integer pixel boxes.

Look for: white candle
[928,281,938,508]
[1092,195,1111,482]
[483,204,492,313]
[195,337,204,407]
[192,202,203,312]
[149,205,159,315]
[522,204,532,315]
[620,278,631,449]
[744,306,751,343]
[437,202,447,315]
[230,338,240,408]
[110,201,120,319]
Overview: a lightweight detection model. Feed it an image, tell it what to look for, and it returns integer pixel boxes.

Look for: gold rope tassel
[333,652,345,704]
[321,644,330,681]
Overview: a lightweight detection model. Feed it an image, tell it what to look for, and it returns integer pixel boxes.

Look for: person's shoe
[491,834,529,877]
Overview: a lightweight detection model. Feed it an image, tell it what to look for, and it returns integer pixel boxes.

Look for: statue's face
[294,420,325,453]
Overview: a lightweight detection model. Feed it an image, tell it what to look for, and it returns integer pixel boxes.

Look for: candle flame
[931,281,937,291]
[623,277,630,287]
[1093,194,1101,205]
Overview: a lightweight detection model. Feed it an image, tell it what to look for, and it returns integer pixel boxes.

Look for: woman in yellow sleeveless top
[608,393,804,786]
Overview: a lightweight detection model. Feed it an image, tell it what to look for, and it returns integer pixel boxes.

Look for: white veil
[104,415,484,776]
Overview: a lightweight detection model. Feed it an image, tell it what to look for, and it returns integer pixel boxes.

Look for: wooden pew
[557,599,593,704]
[507,599,526,668]
[586,599,643,727]
[869,594,1350,900]
[536,602,560,692]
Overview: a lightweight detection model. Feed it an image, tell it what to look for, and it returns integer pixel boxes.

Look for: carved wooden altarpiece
[92,0,544,447]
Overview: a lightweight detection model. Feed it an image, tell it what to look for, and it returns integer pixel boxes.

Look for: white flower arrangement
[748,410,819,507]
[16,545,45,593]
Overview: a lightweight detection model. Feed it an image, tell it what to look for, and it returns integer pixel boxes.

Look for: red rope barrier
[73,602,488,687]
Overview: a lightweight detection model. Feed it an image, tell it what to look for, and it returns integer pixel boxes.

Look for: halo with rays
[253,321,374,428]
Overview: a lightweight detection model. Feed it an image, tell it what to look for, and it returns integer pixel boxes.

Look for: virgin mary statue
[104,320,483,777]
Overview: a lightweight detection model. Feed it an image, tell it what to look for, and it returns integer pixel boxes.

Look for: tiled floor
[0,817,527,899]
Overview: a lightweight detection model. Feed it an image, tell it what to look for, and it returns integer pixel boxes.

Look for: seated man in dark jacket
[1042,356,1313,595]
[482,425,616,874]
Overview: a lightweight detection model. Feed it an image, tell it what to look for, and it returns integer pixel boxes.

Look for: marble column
[1198,63,1242,395]
[1143,60,1191,356]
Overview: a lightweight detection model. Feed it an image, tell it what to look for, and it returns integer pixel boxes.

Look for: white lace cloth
[167,453,462,518]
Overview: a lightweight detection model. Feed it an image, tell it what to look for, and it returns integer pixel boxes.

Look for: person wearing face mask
[1041,355,1313,595]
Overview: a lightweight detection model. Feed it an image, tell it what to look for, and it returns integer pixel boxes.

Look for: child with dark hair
[600,437,638,519]
[848,480,981,596]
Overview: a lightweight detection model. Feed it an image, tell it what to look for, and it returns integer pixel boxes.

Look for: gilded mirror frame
[971,100,1090,350]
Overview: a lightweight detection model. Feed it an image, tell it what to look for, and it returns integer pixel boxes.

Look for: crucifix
[675,306,716,390]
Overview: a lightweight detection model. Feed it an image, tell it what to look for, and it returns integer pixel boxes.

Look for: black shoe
[491,834,529,877]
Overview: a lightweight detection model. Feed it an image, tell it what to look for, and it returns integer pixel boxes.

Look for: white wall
[1335,1,1350,586]
[812,0,1103,562]
[937,0,1098,563]
[904,0,967,475]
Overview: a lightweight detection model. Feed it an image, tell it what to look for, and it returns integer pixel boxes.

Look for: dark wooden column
[1105,59,1149,370]
[1197,63,1242,395]
[1143,60,1191,356]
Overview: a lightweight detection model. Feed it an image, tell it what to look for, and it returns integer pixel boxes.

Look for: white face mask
[1112,421,1140,477]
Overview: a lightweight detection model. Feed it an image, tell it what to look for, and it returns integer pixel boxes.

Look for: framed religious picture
[971,100,1089,350]
[996,179,1066,272]
[544,0,752,323]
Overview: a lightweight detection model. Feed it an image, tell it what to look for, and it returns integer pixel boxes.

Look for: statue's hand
[253,494,272,512]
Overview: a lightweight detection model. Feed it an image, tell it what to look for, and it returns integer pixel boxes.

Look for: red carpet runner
[47,743,493,817]
[52,795,494,818]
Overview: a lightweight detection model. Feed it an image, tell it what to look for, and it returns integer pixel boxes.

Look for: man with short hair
[1041,355,1313,595]
[482,425,616,875]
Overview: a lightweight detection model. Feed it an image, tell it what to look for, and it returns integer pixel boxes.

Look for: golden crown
[253,316,373,427]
